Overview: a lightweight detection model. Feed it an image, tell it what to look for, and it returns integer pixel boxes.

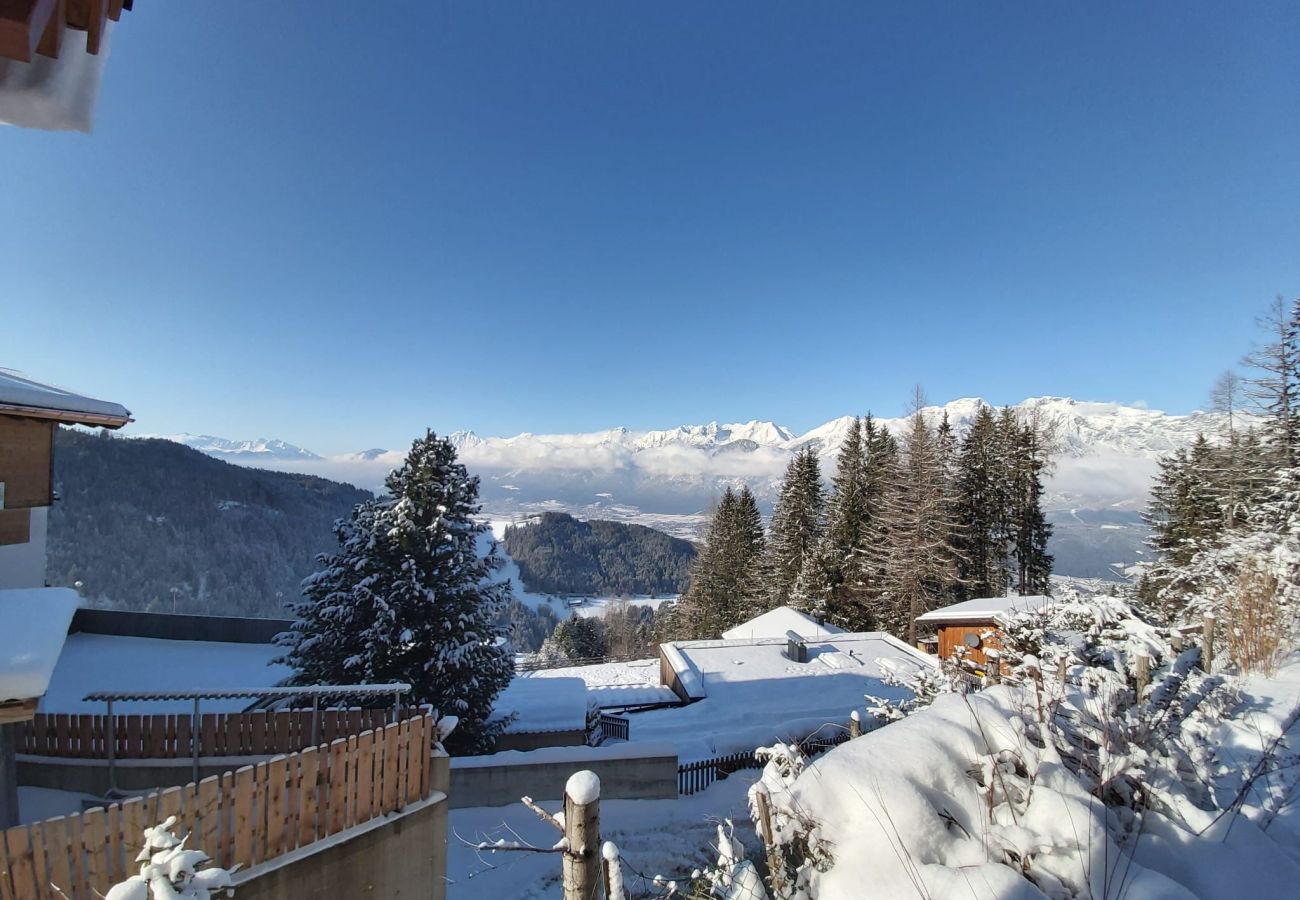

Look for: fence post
[849,710,861,739]
[106,698,118,797]
[1203,614,1216,674]
[985,650,1001,685]
[1135,655,1150,699]
[563,771,601,900]
[191,697,202,784]
[311,695,321,748]
[754,788,786,896]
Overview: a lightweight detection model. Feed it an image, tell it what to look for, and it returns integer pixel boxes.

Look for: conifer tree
[1007,422,1053,595]
[766,448,826,610]
[803,418,873,623]
[276,430,513,754]
[953,405,1010,598]
[731,485,768,619]
[675,487,765,637]
[1242,296,1300,467]
[877,392,960,643]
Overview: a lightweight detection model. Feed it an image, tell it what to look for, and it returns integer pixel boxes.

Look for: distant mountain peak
[138,433,322,461]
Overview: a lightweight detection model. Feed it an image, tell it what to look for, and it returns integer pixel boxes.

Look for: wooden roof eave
[0,402,131,429]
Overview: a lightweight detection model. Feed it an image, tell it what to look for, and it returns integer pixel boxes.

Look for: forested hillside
[46,429,373,617]
[501,512,695,596]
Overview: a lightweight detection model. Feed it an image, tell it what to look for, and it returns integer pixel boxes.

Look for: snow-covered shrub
[864,654,970,723]
[748,594,1294,899]
[102,817,236,900]
[1224,565,1286,675]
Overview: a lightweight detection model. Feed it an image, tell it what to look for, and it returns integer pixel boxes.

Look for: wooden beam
[106,0,121,21]
[0,0,58,62]
[0,700,39,725]
[36,0,64,58]
[85,0,104,54]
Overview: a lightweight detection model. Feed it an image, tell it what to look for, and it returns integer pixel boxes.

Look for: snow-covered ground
[448,768,760,900]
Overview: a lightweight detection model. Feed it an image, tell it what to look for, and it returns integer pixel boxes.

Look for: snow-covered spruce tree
[765,448,826,612]
[546,613,607,661]
[276,430,513,754]
[876,392,961,644]
[1242,296,1300,467]
[952,404,1010,600]
[1006,418,1053,595]
[801,416,897,630]
[675,486,766,638]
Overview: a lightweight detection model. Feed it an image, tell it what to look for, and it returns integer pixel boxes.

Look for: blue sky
[4,2,1297,454]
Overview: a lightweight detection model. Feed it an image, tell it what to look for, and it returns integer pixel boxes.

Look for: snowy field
[447,770,760,900]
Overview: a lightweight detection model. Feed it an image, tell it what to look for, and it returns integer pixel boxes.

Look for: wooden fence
[18,708,424,759]
[0,713,435,900]
[597,713,629,742]
[677,731,851,796]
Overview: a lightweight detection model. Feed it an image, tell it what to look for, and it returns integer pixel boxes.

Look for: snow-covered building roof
[721,605,843,642]
[493,677,589,735]
[0,587,79,708]
[915,595,1054,625]
[650,632,934,761]
[42,633,291,714]
[0,368,131,428]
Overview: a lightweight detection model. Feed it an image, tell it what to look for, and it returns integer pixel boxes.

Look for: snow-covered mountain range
[133,398,1247,579]
[138,434,322,462]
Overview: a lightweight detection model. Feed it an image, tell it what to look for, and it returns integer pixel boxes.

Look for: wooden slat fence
[597,713,629,742]
[18,707,424,759]
[677,731,851,796]
[0,713,436,900]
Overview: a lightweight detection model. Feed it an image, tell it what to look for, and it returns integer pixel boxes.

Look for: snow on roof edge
[0,368,131,427]
[0,587,80,704]
[916,595,1055,624]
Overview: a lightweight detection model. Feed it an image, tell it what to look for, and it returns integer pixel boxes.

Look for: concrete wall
[0,506,46,589]
[448,744,678,808]
[69,607,294,643]
[233,792,448,900]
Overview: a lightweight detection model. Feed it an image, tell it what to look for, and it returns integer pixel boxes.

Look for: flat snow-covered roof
[721,605,843,641]
[493,677,589,734]
[650,632,933,761]
[43,633,291,714]
[915,595,1053,624]
[0,588,79,704]
[0,368,131,427]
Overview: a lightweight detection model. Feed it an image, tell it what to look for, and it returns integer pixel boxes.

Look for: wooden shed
[915,595,1054,668]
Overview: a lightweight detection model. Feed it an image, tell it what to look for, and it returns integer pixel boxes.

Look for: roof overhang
[0,401,131,428]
